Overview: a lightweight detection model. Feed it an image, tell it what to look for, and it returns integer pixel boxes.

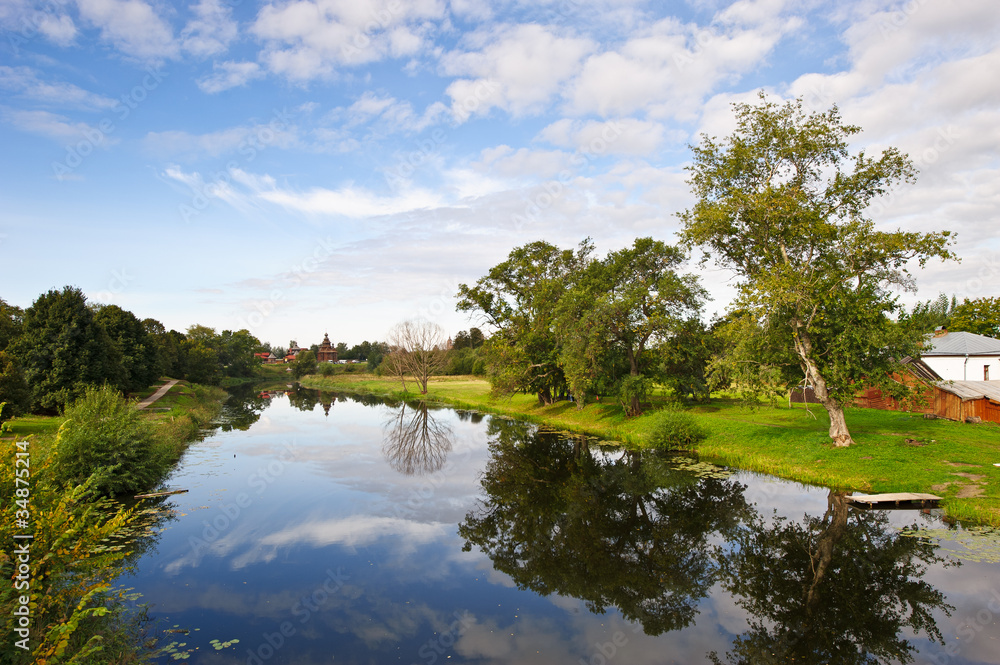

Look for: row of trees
[458,238,708,415]
[903,293,1000,338]
[0,286,262,417]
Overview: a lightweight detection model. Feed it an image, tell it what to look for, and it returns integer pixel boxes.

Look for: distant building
[920,329,1000,381]
[317,333,338,363]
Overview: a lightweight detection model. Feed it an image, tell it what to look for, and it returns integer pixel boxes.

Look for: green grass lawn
[302,372,1000,525]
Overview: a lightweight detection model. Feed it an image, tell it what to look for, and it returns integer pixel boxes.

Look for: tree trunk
[805,490,849,613]
[537,387,553,405]
[792,327,855,447]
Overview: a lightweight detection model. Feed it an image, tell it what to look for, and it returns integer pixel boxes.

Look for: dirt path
[137,379,180,410]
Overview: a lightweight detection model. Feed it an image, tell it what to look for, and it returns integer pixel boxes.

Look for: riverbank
[302,373,1000,525]
[0,379,228,664]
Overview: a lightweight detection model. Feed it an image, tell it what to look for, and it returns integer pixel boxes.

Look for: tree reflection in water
[709,490,953,665]
[459,417,752,635]
[381,402,454,475]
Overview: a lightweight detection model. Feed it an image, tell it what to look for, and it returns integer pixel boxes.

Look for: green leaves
[680,93,958,444]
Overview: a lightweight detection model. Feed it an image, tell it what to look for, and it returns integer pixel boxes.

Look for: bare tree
[385,320,448,394]
[381,402,454,475]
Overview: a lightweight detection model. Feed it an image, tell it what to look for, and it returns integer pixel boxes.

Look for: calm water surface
[125,388,1000,665]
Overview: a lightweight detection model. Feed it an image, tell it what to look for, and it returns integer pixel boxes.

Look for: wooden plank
[847,492,941,505]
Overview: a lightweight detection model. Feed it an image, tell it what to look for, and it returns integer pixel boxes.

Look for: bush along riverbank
[0,380,227,664]
[302,373,1000,526]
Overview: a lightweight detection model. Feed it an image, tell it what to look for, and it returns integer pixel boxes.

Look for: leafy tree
[900,293,956,334]
[457,240,593,405]
[557,238,706,414]
[217,329,261,377]
[94,304,159,392]
[680,94,955,446]
[14,286,123,412]
[290,349,317,379]
[658,317,718,402]
[52,384,167,496]
[0,299,29,419]
[182,340,219,384]
[949,296,1000,338]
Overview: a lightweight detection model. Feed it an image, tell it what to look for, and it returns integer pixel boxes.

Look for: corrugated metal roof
[935,380,1000,402]
[901,356,942,381]
[922,331,1000,356]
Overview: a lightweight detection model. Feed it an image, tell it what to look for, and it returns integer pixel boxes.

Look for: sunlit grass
[303,372,1000,525]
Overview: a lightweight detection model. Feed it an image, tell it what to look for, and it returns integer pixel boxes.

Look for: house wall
[922,355,1000,381]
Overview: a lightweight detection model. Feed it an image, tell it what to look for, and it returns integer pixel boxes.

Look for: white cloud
[261,183,443,218]
[196,60,264,93]
[181,0,238,57]
[75,0,179,60]
[0,66,117,110]
[0,1,77,45]
[441,23,595,120]
[144,120,298,158]
[537,118,670,156]
[569,2,802,120]
[2,107,117,145]
[251,0,446,81]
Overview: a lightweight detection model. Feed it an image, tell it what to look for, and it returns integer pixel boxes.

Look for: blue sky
[1,0,998,347]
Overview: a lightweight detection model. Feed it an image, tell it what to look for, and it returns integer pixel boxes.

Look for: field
[303,373,1000,525]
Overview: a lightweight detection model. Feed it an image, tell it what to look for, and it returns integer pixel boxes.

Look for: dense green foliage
[52,385,167,496]
[645,407,708,450]
[458,239,706,413]
[14,287,122,413]
[950,296,1000,338]
[0,287,264,414]
[680,94,955,445]
[291,349,317,379]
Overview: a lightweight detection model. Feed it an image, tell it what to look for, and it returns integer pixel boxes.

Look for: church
[317,333,338,363]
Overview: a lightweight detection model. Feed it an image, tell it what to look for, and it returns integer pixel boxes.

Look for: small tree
[52,384,166,496]
[949,296,1000,338]
[291,350,317,379]
[385,320,448,394]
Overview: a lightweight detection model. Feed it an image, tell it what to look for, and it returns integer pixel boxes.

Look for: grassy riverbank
[0,379,227,664]
[302,373,1000,525]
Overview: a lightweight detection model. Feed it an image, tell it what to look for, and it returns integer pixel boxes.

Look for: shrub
[52,384,166,496]
[645,407,708,450]
[318,362,336,377]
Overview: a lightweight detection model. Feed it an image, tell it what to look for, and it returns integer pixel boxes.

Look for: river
[122,387,1000,664]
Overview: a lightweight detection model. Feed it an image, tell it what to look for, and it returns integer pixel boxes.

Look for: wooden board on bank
[847,492,941,506]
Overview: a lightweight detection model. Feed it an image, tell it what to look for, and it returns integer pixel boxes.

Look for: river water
[123,388,1000,665]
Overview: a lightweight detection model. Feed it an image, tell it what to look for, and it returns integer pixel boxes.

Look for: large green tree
[557,237,706,414]
[15,287,123,412]
[457,240,593,405]
[94,304,159,393]
[949,296,1000,338]
[0,299,30,419]
[680,94,955,446]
